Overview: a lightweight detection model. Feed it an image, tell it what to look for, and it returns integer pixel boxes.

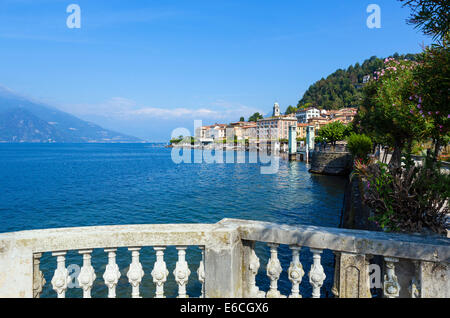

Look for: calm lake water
[0,143,347,298]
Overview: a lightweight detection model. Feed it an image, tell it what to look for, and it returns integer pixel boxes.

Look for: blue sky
[0,0,432,141]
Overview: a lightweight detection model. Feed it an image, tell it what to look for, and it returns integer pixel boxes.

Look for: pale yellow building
[257,104,297,141]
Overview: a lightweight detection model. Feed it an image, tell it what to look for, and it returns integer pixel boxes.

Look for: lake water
[0,143,347,298]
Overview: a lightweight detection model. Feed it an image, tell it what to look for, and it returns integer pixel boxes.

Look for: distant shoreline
[0,141,163,144]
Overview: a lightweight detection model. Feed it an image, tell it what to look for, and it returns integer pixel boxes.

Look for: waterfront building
[327,107,357,124]
[296,107,321,123]
[241,123,258,140]
[228,122,257,141]
[195,124,227,143]
[195,126,209,140]
[207,124,227,141]
[307,117,330,132]
[257,104,297,141]
[297,123,309,139]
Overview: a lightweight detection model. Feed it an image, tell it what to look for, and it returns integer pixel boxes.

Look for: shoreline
[167,143,291,153]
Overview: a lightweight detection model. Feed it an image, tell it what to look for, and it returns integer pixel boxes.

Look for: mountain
[0,87,142,143]
[297,53,418,110]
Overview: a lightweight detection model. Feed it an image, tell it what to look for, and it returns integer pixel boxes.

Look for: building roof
[296,107,320,114]
[229,121,250,126]
[240,124,257,129]
[258,115,296,121]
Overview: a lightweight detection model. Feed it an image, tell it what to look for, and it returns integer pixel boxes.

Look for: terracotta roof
[229,121,248,126]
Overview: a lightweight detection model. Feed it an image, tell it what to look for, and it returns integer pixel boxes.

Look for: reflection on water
[0,144,347,298]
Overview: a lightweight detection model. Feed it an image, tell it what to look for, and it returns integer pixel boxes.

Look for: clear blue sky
[0,0,432,141]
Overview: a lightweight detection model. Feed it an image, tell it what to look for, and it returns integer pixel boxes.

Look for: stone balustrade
[0,219,449,298]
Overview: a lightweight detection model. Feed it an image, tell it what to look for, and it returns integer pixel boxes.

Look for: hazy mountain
[0,87,142,143]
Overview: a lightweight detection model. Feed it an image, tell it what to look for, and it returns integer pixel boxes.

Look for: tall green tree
[399,0,449,42]
[317,121,348,146]
[248,112,263,122]
[412,42,450,161]
[285,105,297,115]
[357,58,429,168]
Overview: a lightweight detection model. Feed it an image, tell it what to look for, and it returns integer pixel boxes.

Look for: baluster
[308,248,326,298]
[127,247,145,298]
[151,247,169,298]
[103,248,121,298]
[33,253,46,298]
[196,246,205,298]
[383,257,400,298]
[248,246,266,298]
[409,261,421,298]
[365,254,374,298]
[288,245,304,298]
[77,249,96,298]
[51,251,70,298]
[331,251,341,297]
[266,243,285,298]
[173,246,190,298]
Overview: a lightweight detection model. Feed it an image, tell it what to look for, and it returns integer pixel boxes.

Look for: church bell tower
[273,102,280,117]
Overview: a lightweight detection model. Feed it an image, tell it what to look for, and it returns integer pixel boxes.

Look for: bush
[170,138,183,144]
[347,133,373,161]
[354,160,449,234]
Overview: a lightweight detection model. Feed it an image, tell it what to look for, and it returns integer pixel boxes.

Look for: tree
[285,105,297,115]
[411,41,450,162]
[297,54,416,110]
[357,58,429,169]
[239,116,245,122]
[399,0,450,42]
[317,121,348,146]
[248,112,263,122]
[347,133,373,162]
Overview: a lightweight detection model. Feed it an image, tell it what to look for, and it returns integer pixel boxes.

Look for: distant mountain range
[0,87,141,143]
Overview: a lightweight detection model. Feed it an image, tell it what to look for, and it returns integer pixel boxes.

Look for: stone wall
[340,174,450,298]
[341,174,379,231]
[309,151,353,176]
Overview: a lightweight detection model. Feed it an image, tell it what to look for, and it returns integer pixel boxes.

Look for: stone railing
[0,219,449,298]
[309,144,348,153]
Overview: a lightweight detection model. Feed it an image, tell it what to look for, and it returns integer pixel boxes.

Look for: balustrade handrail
[219,219,450,263]
[4,219,448,262]
[0,223,226,253]
[1,218,449,298]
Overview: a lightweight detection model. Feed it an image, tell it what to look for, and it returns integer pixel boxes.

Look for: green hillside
[297,53,417,110]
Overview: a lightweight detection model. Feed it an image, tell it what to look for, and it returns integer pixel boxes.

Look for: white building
[207,124,227,141]
[296,107,321,123]
[195,124,227,143]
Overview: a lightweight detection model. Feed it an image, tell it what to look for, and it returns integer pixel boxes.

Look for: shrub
[347,133,373,161]
[170,137,183,144]
[354,160,449,234]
